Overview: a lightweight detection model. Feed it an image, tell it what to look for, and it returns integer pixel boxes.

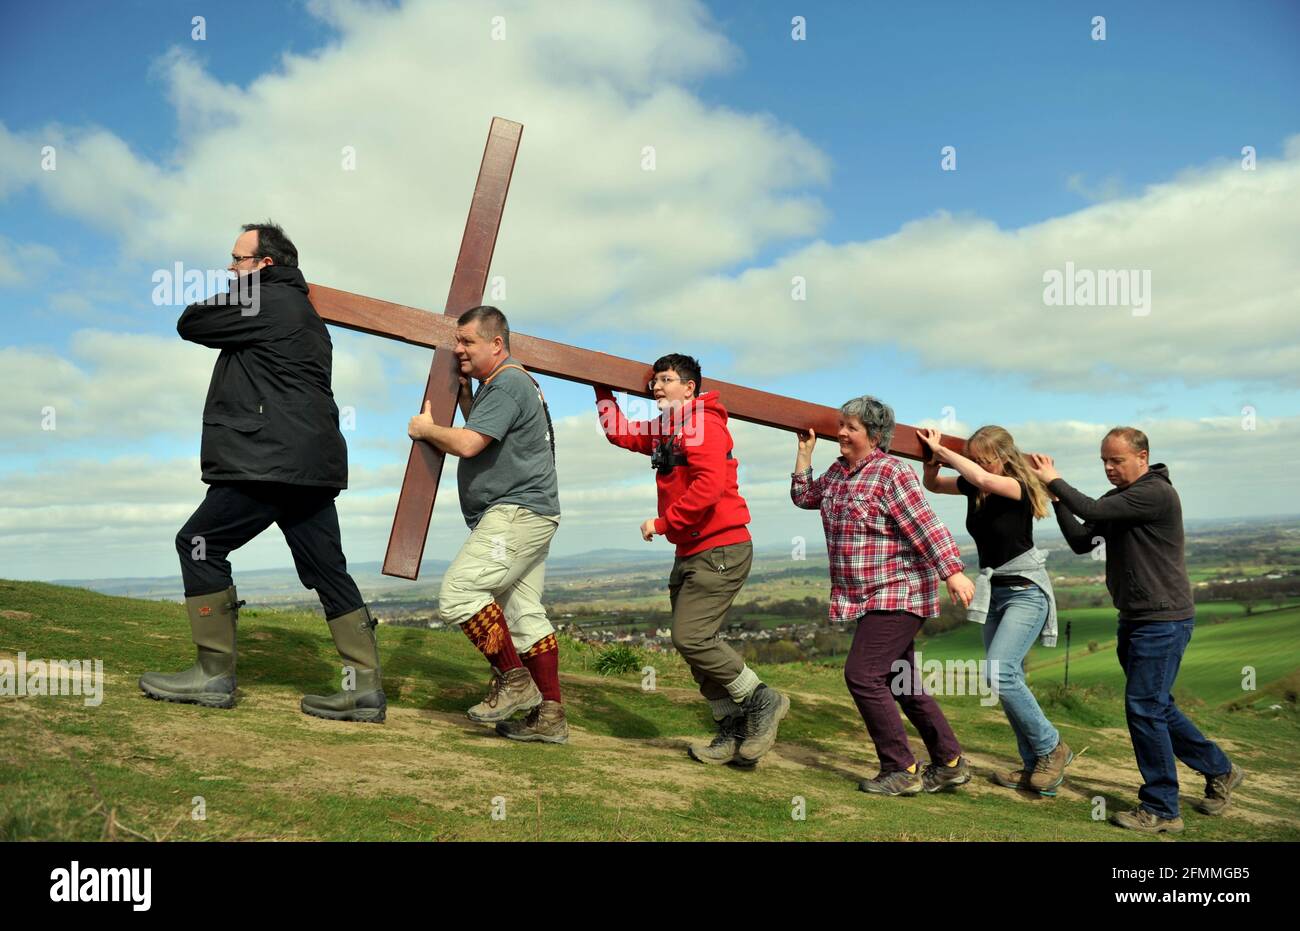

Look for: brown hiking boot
[994,766,1063,796]
[993,769,1024,790]
[467,666,542,723]
[1110,807,1184,834]
[1189,763,1245,816]
[1029,740,1073,793]
[495,700,568,744]
[858,769,923,796]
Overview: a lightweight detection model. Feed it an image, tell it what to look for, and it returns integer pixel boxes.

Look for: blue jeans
[1117,618,1231,819]
[982,585,1060,766]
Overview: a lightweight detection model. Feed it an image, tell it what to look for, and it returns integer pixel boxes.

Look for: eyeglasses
[648,375,682,392]
[230,254,261,266]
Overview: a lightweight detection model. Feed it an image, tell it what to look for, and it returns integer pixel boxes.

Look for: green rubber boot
[300,605,387,723]
[139,586,242,708]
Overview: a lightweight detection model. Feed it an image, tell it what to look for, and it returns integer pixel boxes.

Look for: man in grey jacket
[1028,427,1242,834]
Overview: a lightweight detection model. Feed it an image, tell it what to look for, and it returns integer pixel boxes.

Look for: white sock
[724,666,761,704]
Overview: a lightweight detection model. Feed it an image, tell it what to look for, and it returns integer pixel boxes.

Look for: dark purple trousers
[843,609,962,773]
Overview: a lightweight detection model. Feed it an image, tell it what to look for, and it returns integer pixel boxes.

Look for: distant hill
[49,545,832,604]
[45,514,1300,609]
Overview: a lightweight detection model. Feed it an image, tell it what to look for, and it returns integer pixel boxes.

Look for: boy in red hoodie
[595,354,790,766]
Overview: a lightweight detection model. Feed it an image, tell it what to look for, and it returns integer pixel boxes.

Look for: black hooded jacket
[1049,465,1194,622]
[177,265,348,488]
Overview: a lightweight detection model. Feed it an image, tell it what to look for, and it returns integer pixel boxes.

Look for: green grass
[1,579,1297,841]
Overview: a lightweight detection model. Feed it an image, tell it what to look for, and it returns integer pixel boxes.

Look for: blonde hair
[966,425,1050,519]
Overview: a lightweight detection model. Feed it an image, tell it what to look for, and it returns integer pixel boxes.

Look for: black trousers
[175,481,364,620]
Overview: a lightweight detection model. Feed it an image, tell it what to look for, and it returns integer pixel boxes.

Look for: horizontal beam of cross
[310,284,967,463]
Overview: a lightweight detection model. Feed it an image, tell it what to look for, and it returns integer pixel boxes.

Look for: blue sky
[2,0,1298,579]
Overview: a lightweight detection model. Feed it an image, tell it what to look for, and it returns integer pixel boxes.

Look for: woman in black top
[919,425,1070,796]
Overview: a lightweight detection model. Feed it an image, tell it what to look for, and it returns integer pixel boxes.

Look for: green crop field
[2,580,1296,842]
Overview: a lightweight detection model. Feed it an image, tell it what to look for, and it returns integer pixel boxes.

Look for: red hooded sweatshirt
[595,386,752,557]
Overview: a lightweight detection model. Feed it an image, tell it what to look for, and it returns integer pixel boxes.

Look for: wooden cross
[307,117,968,580]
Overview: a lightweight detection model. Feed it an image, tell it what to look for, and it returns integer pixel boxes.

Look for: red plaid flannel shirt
[791,446,965,621]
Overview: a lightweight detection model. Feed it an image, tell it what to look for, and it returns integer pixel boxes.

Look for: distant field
[909,603,1300,711]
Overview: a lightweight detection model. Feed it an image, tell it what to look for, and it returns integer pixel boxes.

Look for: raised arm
[594,385,655,455]
[1048,476,1165,523]
[917,427,1017,499]
[916,429,961,495]
[1027,453,1108,554]
[1052,499,1100,555]
[790,427,826,509]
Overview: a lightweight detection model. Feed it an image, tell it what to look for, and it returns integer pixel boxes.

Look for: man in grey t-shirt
[457,353,560,530]
[407,306,566,743]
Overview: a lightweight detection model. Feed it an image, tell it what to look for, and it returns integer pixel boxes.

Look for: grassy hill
[1,579,1297,841]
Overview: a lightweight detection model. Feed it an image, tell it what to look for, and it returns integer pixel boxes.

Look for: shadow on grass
[561,680,663,738]
[132,623,337,693]
[380,628,487,712]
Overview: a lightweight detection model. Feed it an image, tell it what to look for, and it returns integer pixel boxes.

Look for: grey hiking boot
[688,713,745,765]
[859,769,923,796]
[1111,807,1184,834]
[496,700,569,744]
[301,605,387,724]
[1029,739,1073,793]
[139,586,242,708]
[736,684,790,764]
[921,755,972,793]
[467,666,542,723]
[1189,763,1245,816]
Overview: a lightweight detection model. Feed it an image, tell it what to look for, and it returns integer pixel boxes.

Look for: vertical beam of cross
[382,117,523,580]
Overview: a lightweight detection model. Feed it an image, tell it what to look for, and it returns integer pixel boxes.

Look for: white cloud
[639,140,1300,390]
[0,236,59,286]
[0,0,827,327]
[2,409,1295,581]
[0,327,430,452]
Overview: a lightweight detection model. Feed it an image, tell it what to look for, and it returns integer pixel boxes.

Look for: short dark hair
[241,220,298,267]
[458,305,510,351]
[653,353,701,393]
[1105,426,1149,455]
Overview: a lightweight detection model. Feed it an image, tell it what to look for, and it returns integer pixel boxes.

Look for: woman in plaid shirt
[791,395,975,796]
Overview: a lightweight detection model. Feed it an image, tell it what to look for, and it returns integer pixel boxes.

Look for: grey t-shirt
[458,358,561,529]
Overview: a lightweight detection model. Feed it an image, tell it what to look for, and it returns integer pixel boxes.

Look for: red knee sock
[461,601,522,671]
[521,634,562,703]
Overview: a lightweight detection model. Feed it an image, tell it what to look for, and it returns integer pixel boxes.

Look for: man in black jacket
[139,222,384,723]
[1029,428,1241,833]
